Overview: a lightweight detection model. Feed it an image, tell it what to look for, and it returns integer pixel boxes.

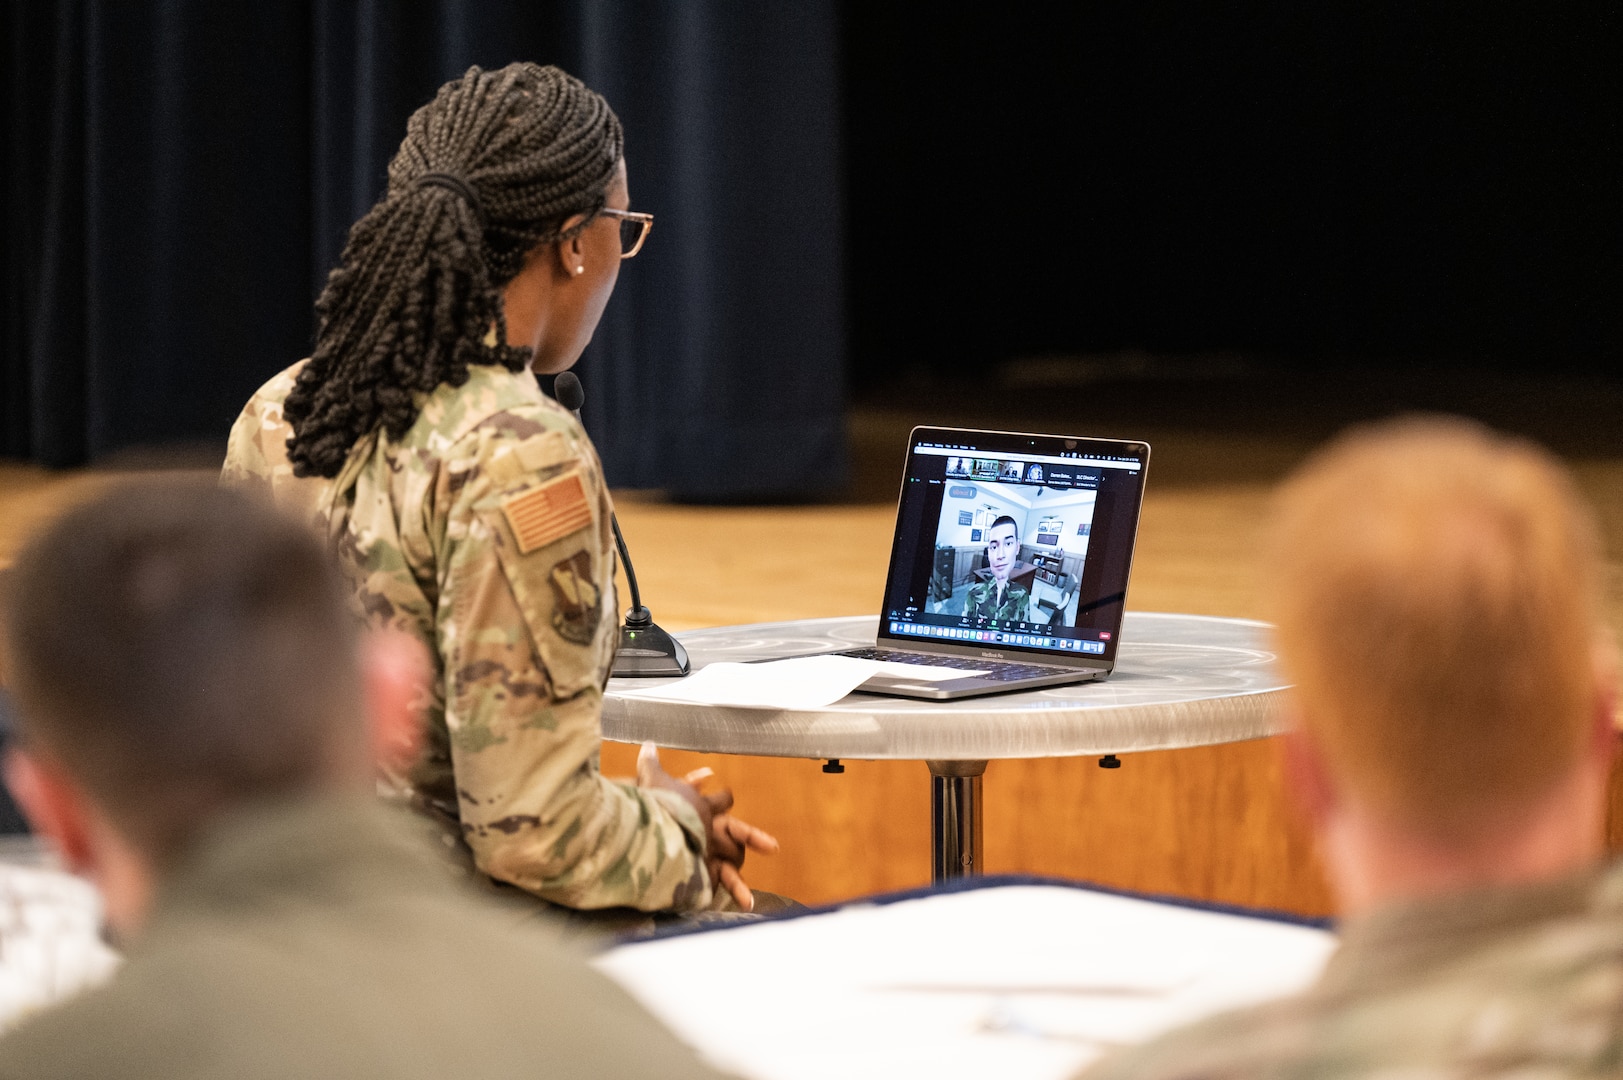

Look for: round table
[603,611,1288,881]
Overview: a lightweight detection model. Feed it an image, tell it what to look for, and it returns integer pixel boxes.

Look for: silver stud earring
[574,265,585,275]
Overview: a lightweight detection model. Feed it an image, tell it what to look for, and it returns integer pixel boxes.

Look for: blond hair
[1268,417,1605,841]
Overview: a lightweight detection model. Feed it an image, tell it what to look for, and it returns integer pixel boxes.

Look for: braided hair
[283,63,624,478]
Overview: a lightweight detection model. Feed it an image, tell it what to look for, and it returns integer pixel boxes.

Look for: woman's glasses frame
[596,208,654,259]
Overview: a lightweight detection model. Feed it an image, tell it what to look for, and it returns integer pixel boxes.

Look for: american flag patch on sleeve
[500,472,593,554]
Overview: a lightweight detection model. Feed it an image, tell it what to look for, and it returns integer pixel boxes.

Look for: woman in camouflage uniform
[223,63,770,916]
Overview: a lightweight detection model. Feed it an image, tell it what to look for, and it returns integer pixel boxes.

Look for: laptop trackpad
[866,661,990,682]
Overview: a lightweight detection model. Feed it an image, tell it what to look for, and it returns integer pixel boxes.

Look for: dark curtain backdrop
[3,1,846,500]
[843,3,1620,385]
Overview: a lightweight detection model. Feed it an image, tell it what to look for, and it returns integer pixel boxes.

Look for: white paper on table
[617,654,988,709]
[596,884,1337,1080]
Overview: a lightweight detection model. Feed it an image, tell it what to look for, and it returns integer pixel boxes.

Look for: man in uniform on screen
[964,516,1030,621]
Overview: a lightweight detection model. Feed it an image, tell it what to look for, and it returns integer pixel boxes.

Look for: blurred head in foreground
[0,481,421,936]
[1270,417,1616,913]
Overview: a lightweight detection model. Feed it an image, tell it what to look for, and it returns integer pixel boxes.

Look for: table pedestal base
[928,760,986,881]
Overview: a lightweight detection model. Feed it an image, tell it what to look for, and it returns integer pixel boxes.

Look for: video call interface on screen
[881,434,1147,661]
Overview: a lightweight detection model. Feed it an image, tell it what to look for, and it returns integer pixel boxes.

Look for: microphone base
[611,619,692,678]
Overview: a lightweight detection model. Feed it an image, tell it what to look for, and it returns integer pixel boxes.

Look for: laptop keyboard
[839,647,1079,683]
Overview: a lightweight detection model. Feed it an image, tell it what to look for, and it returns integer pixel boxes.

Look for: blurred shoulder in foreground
[0,479,730,1080]
[1082,417,1622,1080]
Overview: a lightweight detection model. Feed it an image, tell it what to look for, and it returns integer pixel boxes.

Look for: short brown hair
[1268,417,1606,841]
[1,480,363,863]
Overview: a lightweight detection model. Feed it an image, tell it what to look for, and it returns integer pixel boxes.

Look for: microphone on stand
[551,372,691,678]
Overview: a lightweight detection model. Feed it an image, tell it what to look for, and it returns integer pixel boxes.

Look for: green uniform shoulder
[0,800,730,1080]
[1080,861,1623,1080]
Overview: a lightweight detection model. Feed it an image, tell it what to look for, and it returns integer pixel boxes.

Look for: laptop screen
[878,427,1150,665]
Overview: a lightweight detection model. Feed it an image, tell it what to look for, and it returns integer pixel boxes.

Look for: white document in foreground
[0,862,121,1033]
[596,883,1336,1080]
[616,654,986,710]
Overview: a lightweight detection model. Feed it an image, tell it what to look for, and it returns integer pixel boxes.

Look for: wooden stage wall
[607,730,1623,916]
[601,737,1336,914]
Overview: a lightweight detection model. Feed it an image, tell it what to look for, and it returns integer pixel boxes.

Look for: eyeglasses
[596,208,654,259]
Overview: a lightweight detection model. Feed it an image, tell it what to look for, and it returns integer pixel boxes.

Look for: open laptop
[822,426,1150,700]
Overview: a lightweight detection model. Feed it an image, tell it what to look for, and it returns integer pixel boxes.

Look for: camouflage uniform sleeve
[437,418,712,912]
[221,363,303,489]
[219,362,335,526]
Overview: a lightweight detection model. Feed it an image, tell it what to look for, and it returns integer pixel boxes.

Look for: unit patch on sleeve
[548,550,602,645]
[500,471,593,554]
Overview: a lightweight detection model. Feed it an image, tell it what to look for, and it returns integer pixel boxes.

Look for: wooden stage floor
[4,371,1621,915]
